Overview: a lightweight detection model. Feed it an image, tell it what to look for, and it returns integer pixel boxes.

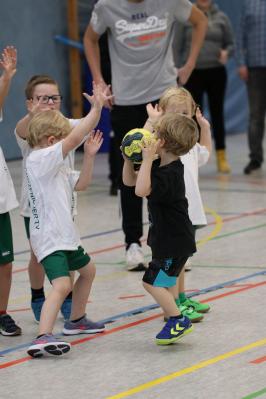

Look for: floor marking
[241,387,266,399]
[197,206,223,247]
[119,295,146,300]
[106,338,266,399]
[1,272,265,359]
[249,355,266,364]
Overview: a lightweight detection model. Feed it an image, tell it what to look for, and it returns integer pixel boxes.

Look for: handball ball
[121,128,155,164]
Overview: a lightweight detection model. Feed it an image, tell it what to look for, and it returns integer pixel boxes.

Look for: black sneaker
[243,160,261,175]
[0,314,22,336]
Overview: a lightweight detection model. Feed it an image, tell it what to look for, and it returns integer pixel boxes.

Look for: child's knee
[53,278,72,297]
[0,262,12,277]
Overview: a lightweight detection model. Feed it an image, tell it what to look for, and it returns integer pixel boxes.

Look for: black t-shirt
[147,158,196,259]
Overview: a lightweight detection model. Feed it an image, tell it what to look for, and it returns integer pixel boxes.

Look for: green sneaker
[179,304,203,323]
[182,298,210,314]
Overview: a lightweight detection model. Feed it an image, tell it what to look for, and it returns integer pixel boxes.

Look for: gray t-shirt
[90,0,192,105]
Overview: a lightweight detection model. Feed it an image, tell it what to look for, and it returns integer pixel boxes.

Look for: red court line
[119,295,146,300]
[250,355,266,364]
[199,281,266,303]
[224,284,254,289]
[1,279,266,370]
[9,308,31,313]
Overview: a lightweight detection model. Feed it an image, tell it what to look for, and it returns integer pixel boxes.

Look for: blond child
[26,83,111,357]
[146,87,212,322]
[123,113,198,345]
[15,75,86,322]
[0,46,21,336]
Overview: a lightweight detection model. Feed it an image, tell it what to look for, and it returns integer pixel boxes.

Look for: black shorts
[142,256,188,288]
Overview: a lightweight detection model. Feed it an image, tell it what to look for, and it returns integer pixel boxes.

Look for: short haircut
[159,87,197,116]
[154,113,199,156]
[27,110,71,148]
[25,75,59,99]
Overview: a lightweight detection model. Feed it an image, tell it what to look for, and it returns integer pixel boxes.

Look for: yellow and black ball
[121,128,154,164]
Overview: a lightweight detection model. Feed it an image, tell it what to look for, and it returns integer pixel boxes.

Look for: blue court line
[1,269,266,358]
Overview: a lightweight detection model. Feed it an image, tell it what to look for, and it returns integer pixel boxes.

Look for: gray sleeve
[89,0,107,35]
[221,14,235,58]
[173,0,193,23]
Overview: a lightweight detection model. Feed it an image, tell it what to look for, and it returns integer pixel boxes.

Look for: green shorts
[41,246,90,281]
[24,216,30,239]
[0,212,14,264]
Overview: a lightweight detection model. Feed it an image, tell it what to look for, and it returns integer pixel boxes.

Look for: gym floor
[0,132,266,399]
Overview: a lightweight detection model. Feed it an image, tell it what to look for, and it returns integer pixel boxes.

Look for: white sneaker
[126,243,146,271]
[185,258,192,272]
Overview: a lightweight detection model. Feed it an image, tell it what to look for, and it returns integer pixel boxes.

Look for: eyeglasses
[34,95,63,104]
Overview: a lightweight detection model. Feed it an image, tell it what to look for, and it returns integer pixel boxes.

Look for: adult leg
[111,104,148,270]
[185,69,205,109]
[244,68,266,174]
[205,66,230,173]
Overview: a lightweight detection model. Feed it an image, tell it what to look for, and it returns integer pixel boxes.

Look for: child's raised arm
[143,103,162,132]
[0,46,17,111]
[196,108,212,156]
[62,82,112,158]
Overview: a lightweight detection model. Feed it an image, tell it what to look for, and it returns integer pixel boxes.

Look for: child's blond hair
[154,113,199,156]
[159,87,196,116]
[27,110,71,148]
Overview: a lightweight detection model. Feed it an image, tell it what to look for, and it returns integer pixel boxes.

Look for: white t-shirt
[0,112,18,213]
[181,143,209,226]
[26,141,81,262]
[15,118,80,217]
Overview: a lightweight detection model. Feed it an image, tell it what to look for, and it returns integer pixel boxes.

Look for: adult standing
[174,0,234,173]
[236,0,266,175]
[84,0,207,271]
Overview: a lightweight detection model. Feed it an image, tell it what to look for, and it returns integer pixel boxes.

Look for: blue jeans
[247,67,266,164]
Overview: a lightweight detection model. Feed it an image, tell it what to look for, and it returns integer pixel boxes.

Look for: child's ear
[47,136,56,146]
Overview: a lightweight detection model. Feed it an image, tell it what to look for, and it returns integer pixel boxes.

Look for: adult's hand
[177,62,194,86]
[238,66,248,82]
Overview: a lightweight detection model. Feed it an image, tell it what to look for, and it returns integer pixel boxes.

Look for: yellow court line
[197,207,223,247]
[106,338,266,399]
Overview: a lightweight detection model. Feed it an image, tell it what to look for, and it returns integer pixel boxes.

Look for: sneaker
[31,297,45,323]
[60,298,72,321]
[62,315,105,335]
[182,298,210,314]
[179,304,203,322]
[185,259,192,272]
[126,243,146,271]
[27,334,71,358]
[243,160,261,175]
[156,316,193,345]
[0,314,22,336]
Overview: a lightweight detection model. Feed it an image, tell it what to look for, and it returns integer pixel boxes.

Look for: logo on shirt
[115,13,168,47]
[26,169,40,230]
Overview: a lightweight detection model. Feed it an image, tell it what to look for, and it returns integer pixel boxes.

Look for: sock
[71,314,85,323]
[31,287,45,302]
[175,298,181,307]
[0,310,7,316]
[65,291,72,300]
[179,292,187,304]
[169,314,184,320]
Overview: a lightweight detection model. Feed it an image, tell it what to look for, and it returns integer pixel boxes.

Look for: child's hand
[83,81,114,110]
[27,97,50,115]
[195,107,210,130]
[0,46,17,79]
[146,103,162,123]
[139,138,160,162]
[84,129,103,156]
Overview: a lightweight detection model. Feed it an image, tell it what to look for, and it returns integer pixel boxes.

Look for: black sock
[71,314,85,323]
[65,291,72,300]
[36,334,47,339]
[31,287,45,302]
[169,315,184,320]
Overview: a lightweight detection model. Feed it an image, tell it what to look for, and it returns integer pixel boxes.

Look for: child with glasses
[145,87,212,323]
[0,46,22,336]
[26,83,111,358]
[123,112,198,345]
[15,75,88,323]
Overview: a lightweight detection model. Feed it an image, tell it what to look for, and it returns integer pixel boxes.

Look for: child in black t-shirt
[122,112,198,345]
